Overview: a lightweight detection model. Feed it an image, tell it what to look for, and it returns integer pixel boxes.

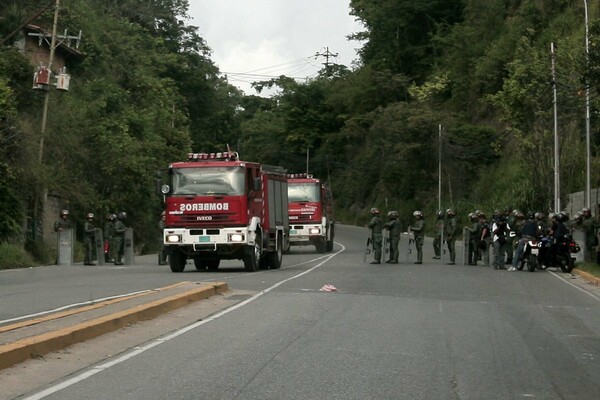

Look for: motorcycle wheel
[517,259,524,271]
[564,255,574,273]
[527,254,537,272]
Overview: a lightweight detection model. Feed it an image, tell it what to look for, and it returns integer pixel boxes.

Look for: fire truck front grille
[189,229,221,236]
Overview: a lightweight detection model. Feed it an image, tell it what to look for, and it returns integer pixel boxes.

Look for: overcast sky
[187,1,364,96]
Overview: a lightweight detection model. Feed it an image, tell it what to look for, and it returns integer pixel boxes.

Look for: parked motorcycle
[517,238,539,272]
[538,235,580,273]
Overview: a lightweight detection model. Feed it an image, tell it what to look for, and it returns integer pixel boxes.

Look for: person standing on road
[465,212,482,265]
[510,212,540,271]
[581,207,598,262]
[410,210,425,264]
[54,209,71,232]
[384,211,402,264]
[445,209,457,265]
[433,211,444,259]
[478,212,492,266]
[113,212,127,265]
[158,211,168,265]
[104,213,115,263]
[83,213,97,266]
[492,216,510,270]
[367,208,384,264]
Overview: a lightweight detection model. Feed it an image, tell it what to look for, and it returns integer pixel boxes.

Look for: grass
[0,242,36,270]
[575,262,600,278]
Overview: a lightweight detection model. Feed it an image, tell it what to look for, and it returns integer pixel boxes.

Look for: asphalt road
[1,224,600,399]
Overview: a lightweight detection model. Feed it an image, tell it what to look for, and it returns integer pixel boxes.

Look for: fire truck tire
[315,237,327,254]
[326,224,335,252]
[244,236,261,272]
[267,233,283,269]
[169,249,186,273]
[194,258,207,271]
[206,259,220,271]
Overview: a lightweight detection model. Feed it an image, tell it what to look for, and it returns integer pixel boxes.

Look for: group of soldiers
[53,209,128,265]
[367,206,599,267]
[367,207,452,265]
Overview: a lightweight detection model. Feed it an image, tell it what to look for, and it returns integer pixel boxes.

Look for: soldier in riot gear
[113,212,127,265]
[54,209,71,232]
[104,214,116,263]
[367,208,384,264]
[83,213,96,266]
[433,211,444,259]
[410,211,425,264]
[384,211,402,264]
[581,207,598,262]
[445,209,457,265]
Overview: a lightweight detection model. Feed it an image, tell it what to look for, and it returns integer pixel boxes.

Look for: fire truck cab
[159,151,289,272]
[286,173,334,253]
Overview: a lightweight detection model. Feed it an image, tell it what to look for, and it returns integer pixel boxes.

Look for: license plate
[290,230,297,235]
[198,236,210,243]
[531,248,539,255]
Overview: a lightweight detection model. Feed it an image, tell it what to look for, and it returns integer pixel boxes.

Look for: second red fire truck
[286,173,335,253]
[159,151,289,272]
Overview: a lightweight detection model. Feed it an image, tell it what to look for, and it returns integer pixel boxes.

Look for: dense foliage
[1,0,599,258]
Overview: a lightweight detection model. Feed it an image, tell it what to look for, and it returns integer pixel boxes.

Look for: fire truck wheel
[169,249,186,273]
[206,259,220,271]
[283,237,291,254]
[266,233,283,269]
[315,238,327,254]
[193,258,207,271]
[326,224,335,252]
[244,236,261,272]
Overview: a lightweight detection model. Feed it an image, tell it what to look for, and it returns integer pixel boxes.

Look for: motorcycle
[517,238,539,272]
[538,235,580,273]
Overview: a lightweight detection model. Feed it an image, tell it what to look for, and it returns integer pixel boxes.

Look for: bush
[0,242,35,269]
[25,239,55,265]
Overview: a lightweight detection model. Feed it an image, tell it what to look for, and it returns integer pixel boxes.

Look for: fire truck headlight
[228,233,245,242]
[166,234,182,243]
[309,227,321,235]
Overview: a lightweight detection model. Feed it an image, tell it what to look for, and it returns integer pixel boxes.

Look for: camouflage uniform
[581,208,598,262]
[113,212,127,265]
[433,211,444,259]
[411,211,425,264]
[384,211,402,263]
[445,210,457,265]
[367,208,384,264]
[83,213,96,265]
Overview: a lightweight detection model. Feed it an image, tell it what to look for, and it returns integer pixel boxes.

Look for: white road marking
[21,244,345,400]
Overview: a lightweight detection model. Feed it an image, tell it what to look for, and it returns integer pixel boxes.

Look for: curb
[573,269,600,286]
[0,282,228,370]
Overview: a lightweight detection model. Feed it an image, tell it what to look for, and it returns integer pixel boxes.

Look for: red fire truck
[286,173,335,253]
[160,151,289,272]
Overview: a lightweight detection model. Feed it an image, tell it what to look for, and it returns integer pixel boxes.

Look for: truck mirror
[161,184,170,195]
[253,177,261,192]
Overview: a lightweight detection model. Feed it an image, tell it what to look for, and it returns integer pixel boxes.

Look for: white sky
[187,1,364,96]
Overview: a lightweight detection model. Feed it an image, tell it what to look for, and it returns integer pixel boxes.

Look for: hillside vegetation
[0,0,599,261]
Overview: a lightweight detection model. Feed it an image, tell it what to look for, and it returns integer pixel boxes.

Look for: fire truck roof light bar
[187,151,239,161]
[287,173,313,179]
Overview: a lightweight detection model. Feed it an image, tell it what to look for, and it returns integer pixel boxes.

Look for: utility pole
[584,0,591,209]
[551,42,561,212]
[315,47,338,77]
[34,0,60,241]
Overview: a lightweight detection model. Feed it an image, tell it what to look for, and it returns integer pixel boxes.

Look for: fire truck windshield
[288,183,320,202]
[171,167,245,195]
